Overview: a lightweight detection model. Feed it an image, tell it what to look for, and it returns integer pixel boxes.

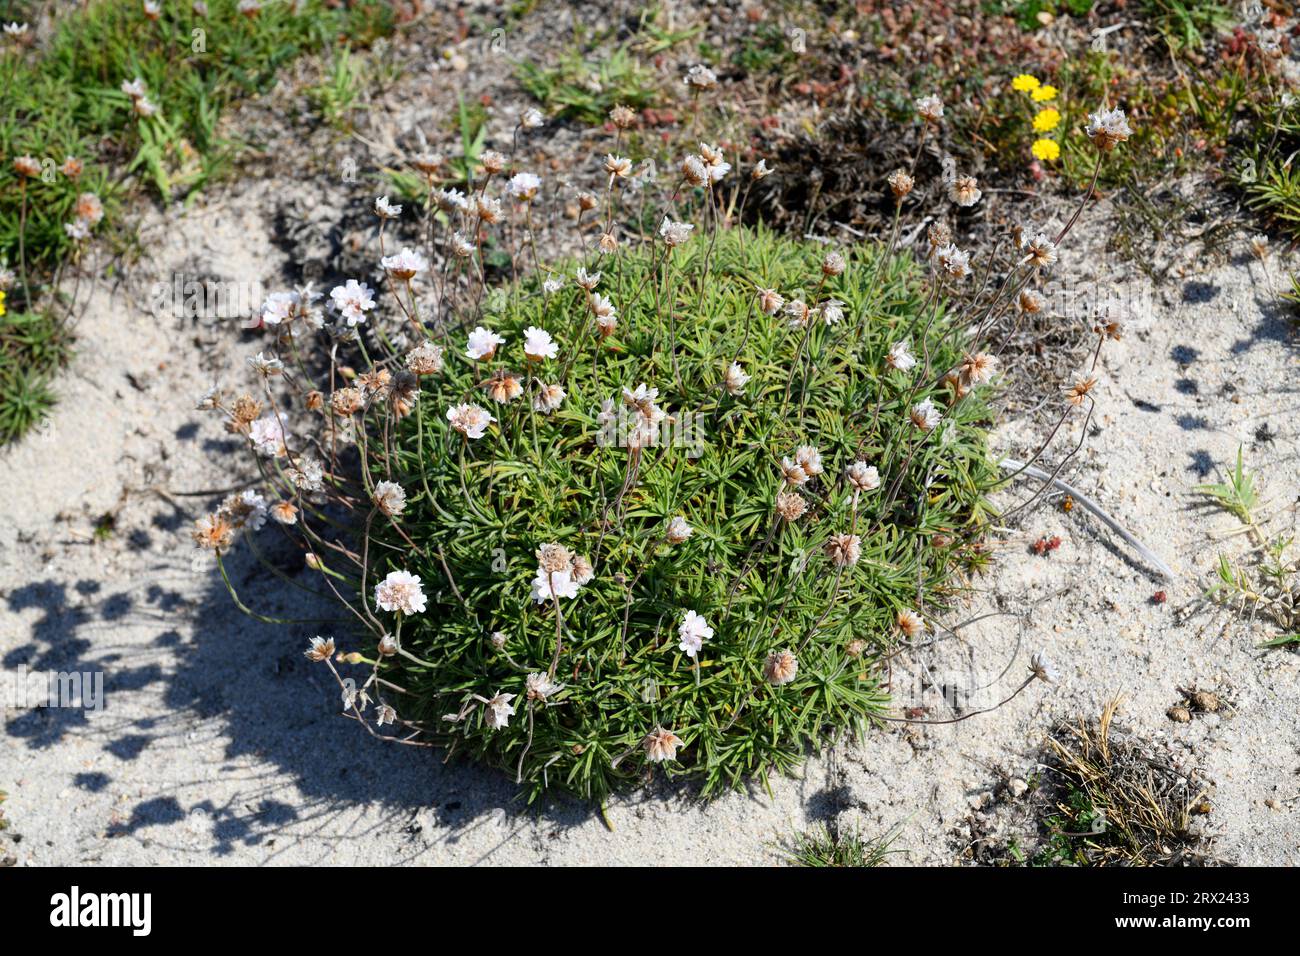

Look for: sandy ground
[2,11,1298,866]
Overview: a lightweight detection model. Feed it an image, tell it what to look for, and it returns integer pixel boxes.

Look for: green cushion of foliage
[370,225,997,801]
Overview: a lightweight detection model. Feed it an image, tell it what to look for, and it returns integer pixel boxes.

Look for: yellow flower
[1012,74,1040,93]
[1033,108,1061,133]
[1032,84,1058,102]
[1032,138,1060,162]
[0,289,6,317]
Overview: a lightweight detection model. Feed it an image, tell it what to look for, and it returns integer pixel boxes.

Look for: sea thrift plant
[196,93,1129,800]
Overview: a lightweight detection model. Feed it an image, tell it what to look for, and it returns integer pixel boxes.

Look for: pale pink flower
[248,416,288,457]
[329,279,376,326]
[374,570,427,615]
[643,727,683,762]
[677,610,714,658]
[446,402,495,440]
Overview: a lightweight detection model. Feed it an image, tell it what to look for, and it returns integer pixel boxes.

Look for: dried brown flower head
[824,533,862,567]
[485,368,524,404]
[775,490,808,522]
[1064,375,1098,406]
[887,169,914,200]
[763,649,799,686]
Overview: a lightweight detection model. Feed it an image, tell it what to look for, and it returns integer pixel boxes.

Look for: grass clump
[516,45,660,125]
[0,306,69,443]
[1141,0,1232,53]
[1030,699,1215,866]
[789,822,901,866]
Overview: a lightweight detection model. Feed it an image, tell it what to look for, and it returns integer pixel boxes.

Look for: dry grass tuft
[1040,697,1217,866]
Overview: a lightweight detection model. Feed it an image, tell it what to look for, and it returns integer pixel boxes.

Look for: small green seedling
[1195,444,1257,525]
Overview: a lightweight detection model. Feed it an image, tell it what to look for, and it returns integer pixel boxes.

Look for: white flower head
[246,351,283,376]
[684,63,718,89]
[846,460,880,492]
[1085,107,1132,151]
[659,218,694,247]
[484,692,516,729]
[1030,650,1060,683]
[698,142,730,181]
[381,247,427,280]
[910,398,942,432]
[374,570,427,615]
[506,171,541,202]
[784,299,811,328]
[937,243,971,279]
[643,727,683,763]
[522,326,558,361]
[916,94,944,123]
[665,516,693,544]
[757,288,784,316]
[604,154,632,178]
[1024,234,1058,269]
[897,608,926,638]
[248,416,288,458]
[764,649,799,686]
[525,672,561,701]
[450,232,475,259]
[530,567,580,603]
[533,382,566,413]
[220,489,268,531]
[373,480,407,517]
[795,445,823,477]
[374,195,402,219]
[723,361,749,396]
[446,402,495,440]
[329,279,376,326]
[466,326,506,361]
[681,153,708,187]
[677,610,714,658]
[406,342,444,375]
[304,636,335,662]
[948,175,982,208]
[260,291,296,326]
[781,456,809,486]
[435,188,468,213]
